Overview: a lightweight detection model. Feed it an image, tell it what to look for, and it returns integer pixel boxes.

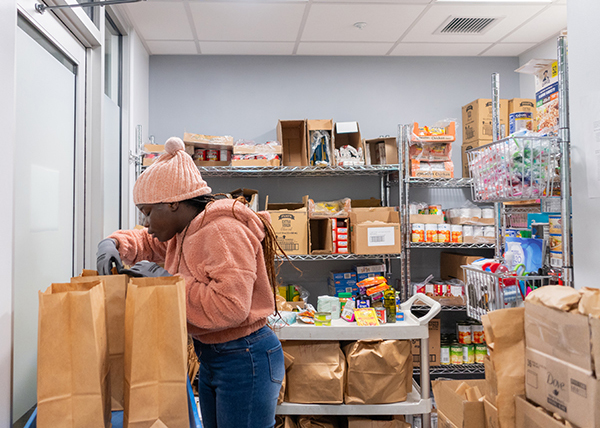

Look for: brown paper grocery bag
[124,276,188,428]
[297,415,339,428]
[347,416,410,428]
[72,272,128,410]
[37,281,111,428]
[275,416,298,428]
[278,350,295,404]
[283,341,345,404]
[343,340,412,404]
[481,307,525,428]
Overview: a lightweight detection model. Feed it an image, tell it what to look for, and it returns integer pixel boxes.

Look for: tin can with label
[428,205,442,215]
[374,307,386,325]
[475,344,487,363]
[437,224,451,243]
[412,223,425,243]
[457,322,472,344]
[462,344,475,364]
[207,149,219,161]
[194,148,207,161]
[440,342,451,365]
[471,323,485,344]
[450,342,463,365]
[425,224,437,243]
[509,111,533,134]
[314,312,331,326]
[219,149,229,161]
[451,224,463,243]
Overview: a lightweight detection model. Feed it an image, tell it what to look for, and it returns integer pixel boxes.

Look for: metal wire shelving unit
[196,164,399,177]
[277,253,402,262]
[409,242,495,250]
[413,364,485,376]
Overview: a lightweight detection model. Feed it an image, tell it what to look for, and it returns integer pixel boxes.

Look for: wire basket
[467,136,560,203]
[462,265,554,321]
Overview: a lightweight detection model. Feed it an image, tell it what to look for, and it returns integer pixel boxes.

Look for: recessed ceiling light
[436,0,551,3]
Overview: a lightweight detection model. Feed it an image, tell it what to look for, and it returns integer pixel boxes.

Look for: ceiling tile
[123,2,194,40]
[199,41,295,55]
[480,43,536,56]
[315,0,431,3]
[389,42,491,56]
[189,3,306,42]
[296,42,394,56]
[146,40,198,55]
[502,5,567,43]
[403,4,546,44]
[302,4,427,42]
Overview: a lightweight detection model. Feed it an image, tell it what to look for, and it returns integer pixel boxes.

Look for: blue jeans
[193,326,284,428]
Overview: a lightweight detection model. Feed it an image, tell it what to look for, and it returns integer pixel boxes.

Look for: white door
[13,11,87,420]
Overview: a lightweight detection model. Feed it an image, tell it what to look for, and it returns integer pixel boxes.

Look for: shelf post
[557,35,573,287]
[420,336,431,428]
[491,73,504,261]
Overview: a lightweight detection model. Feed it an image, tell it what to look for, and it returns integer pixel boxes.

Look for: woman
[97,137,285,428]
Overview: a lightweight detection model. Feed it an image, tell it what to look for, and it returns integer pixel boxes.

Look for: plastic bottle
[383,289,396,323]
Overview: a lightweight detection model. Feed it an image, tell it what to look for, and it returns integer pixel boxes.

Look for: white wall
[0,1,16,425]
[569,0,600,288]
[518,36,561,98]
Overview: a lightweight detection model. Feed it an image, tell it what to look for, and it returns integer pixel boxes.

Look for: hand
[119,260,171,278]
[96,238,124,275]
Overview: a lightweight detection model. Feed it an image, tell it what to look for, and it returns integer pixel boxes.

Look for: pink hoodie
[109,198,274,344]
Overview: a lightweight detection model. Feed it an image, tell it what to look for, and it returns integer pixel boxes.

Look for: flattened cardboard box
[525,347,600,428]
[266,195,309,255]
[515,395,566,428]
[432,379,487,428]
[349,207,401,255]
[411,318,441,367]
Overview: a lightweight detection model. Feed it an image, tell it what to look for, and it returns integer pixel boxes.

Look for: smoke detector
[353,22,367,30]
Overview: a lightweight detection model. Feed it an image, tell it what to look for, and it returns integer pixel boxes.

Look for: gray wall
[148,55,519,300]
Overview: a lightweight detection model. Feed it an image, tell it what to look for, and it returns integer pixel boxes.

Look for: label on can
[450,344,463,365]
[472,324,485,344]
[475,344,487,364]
[509,111,533,134]
[412,224,425,243]
[374,307,386,324]
[425,224,437,243]
[437,224,451,243]
[451,225,463,243]
[207,149,219,161]
[462,344,475,364]
[457,323,472,345]
[428,205,442,215]
[440,345,450,365]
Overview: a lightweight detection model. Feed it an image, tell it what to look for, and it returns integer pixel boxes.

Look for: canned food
[463,225,474,237]
[207,149,219,161]
[425,224,438,243]
[440,342,450,365]
[462,344,475,364]
[451,224,463,243]
[314,312,331,326]
[428,205,442,215]
[374,307,386,324]
[475,344,487,363]
[472,323,485,344]
[194,148,207,161]
[457,322,472,345]
[437,224,451,243]
[450,343,463,365]
[509,111,533,134]
[219,149,229,161]
[412,223,425,243]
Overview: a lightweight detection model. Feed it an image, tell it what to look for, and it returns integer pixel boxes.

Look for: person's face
[137,203,182,242]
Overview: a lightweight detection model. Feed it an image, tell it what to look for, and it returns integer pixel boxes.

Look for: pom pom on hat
[133,136,212,205]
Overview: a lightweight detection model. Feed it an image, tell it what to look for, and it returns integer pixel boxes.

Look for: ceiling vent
[434,16,503,35]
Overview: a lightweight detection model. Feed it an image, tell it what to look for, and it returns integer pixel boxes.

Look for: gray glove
[119,260,171,278]
[96,238,123,275]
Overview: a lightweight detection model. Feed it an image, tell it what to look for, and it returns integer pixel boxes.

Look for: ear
[167,202,180,211]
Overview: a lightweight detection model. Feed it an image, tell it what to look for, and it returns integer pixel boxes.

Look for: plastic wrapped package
[309,130,332,167]
[308,198,351,218]
[334,145,364,166]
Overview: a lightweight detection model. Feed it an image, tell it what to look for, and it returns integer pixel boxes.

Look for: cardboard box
[525,301,600,373]
[277,120,308,166]
[229,188,259,212]
[483,397,499,428]
[412,121,456,142]
[463,236,495,244]
[410,160,453,178]
[462,140,492,177]
[347,416,408,428]
[484,356,498,407]
[193,159,230,167]
[183,132,234,149]
[509,98,537,121]
[232,143,282,155]
[266,195,309,255]
[515,395,567,428]
[231,158,280,167]
[349,207,401,255]
[462,99,509,143]
[437,410,459,428]
[409,214,444,224]
[363,137,399,165]
[309,218,333,255]
[353,263,386,275]
[525,347,600,428]
[307,119,334,167]
[333,121,363,165]
[441,253,486,283]
[351,198,381,208]
[448,216,494,226]
[142,144,165,166]
[432,379,487,428]
[411,318,441,367]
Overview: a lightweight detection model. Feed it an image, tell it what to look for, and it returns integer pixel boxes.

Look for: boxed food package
[432,379,488,428]
[363,137,399,165]
[462,99,509,143]
[142,144,165,167]
[411,318,441,367]
[183,132,233,166]
[231,140,282,167]
[535,61,559,132]
[410,160,454,178]
[411,121,456,142]
[332,218,350,254]
[333,122,363,166]
[277,120,308,166]
[508,98,538,130]
[353,263,386,282]
[308,198,351,219]
[348,207,401,255]
[307,119,334,167]
[266,195,309,255]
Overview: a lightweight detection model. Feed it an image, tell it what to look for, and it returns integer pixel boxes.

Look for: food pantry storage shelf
[411,305,466,312]
[196,165,399,177]
[409,242,495,249]
[277,253,402,262]
[413,363,485,376]
[405,177,473,188]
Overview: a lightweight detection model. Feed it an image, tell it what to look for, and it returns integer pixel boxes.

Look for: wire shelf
[413,363,485,376]
[409,242,495,249]
[195,165,399,177]
[467,136,560,203]
[411,305,466,312]
[404,177,474,188]
[276,253,402,262]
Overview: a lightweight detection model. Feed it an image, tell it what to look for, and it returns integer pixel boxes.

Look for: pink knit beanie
[133,137,212,205]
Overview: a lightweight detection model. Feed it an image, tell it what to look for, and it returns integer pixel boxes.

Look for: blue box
[353,263,386,275]
[329,270,356,282]
[25,379,202,428]
[328,278,358,296]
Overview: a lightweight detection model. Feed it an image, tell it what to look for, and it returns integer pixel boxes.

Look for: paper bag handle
[401,293,441,325]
